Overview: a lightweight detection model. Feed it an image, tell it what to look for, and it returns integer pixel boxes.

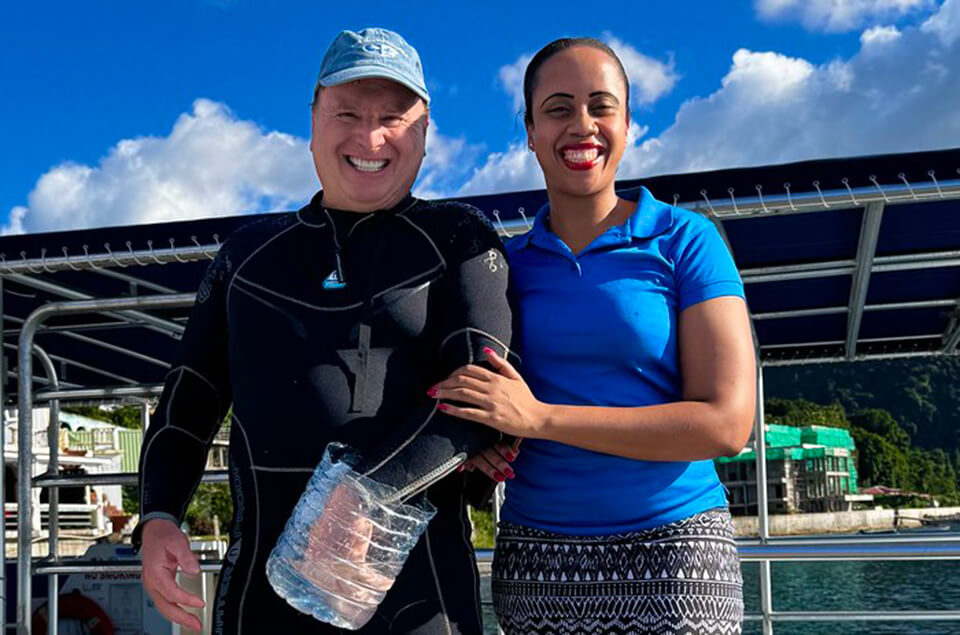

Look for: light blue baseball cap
[317,28,430,104]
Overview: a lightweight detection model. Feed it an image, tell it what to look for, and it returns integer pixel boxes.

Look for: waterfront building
[716,424,874,514]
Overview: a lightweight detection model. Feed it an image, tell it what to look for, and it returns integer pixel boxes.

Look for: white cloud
[721,49,814,97]
[498,54,533,115]
[6,99,477,232]
[414,119,485,199]
[755,0,935,32]
[458,142,544,196]
[860,24,903,44]
[6,99,317,234]
[455,0,960,195]
[921,0,960,45]
[615,6,960,178]
[603,35,679,106]
[496,35,677,119]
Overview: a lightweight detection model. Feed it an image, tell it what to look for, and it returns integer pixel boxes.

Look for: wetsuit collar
[297,191,419,227]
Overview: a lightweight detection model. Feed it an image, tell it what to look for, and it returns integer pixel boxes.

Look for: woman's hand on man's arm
[429,348,549,439]
[458,438,522,482]
[431,297,756,462]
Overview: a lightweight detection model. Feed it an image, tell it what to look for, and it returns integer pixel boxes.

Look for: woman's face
[526,46,629,199]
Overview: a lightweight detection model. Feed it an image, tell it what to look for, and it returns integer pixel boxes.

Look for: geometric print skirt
[492,508,743,635]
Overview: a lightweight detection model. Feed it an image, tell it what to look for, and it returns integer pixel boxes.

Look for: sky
[2,0,959,234]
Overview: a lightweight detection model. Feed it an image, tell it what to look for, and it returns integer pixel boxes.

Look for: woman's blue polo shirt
[500,186,744,535]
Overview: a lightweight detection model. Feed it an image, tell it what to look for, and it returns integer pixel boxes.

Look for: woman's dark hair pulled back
[523,38,630,125]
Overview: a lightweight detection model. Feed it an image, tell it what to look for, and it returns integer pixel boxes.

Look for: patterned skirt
[492,508,743,635]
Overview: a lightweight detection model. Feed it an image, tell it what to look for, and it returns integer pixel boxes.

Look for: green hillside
[765,357,960,451]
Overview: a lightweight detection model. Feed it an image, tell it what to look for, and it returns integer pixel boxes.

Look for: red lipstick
[559,143,604,171]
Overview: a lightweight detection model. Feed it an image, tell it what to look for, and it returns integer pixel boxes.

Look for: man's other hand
[141,518,205,630]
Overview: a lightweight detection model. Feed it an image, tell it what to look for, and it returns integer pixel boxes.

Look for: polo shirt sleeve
[674,214,744,311]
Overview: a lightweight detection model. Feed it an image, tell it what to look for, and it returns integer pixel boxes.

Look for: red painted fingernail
[494,472,506,482]
[437,403,449,411]
[483,347,495,355]
[457,464,465,472]
[505,451,517,461]
[426,386,437,397]
[504,467,515,479]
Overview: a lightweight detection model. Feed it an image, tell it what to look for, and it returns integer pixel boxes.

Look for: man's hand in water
[297,482,394,621]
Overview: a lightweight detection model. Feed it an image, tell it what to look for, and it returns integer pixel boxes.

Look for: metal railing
[10,292,195,634]
[8,295,960,634]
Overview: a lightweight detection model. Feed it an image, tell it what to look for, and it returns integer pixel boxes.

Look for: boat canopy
[1,147,958,402]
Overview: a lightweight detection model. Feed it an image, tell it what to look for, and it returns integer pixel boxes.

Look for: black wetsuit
[136,193,516,633]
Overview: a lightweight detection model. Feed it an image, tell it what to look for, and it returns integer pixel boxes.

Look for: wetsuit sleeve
[356,208,518,504]
[132,248,234,549]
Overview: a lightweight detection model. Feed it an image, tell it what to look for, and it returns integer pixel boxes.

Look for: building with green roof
[715,424,872,515]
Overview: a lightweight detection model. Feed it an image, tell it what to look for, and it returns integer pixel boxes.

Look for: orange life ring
[32,590,115,635]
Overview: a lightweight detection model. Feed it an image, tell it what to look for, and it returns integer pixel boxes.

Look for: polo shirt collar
[513,186,674,253]
[619,186,675,239]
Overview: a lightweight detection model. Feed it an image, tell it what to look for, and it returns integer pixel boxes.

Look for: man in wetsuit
[135,28,514,634]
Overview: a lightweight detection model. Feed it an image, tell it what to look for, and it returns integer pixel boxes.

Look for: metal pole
[6,274,185,337]
[0,275,5,634]
[683,178,960,219]
[35,385,164,403]
[34,470,228,488]
[1,313,169,369]
[0,243,217,276]
[30,350,58,635]
[739,249,960,285]
[140,401,150,444]
[845,202,885,360]
[754,365,773,635]
[13,347,58,635]
[2,343,139,387]
[16,340,35,634]
[492,482,505,635]
[16,293,195,634]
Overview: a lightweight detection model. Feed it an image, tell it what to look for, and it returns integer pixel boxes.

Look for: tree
[767,357,960,450]
[850,427,909,488]
[765,398,849,429]
[185,484,233,535]
[850,408,911,452]
[63,404,142,429]
[907,448,956,496]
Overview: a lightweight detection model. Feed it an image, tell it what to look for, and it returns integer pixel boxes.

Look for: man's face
[310,79,428,212]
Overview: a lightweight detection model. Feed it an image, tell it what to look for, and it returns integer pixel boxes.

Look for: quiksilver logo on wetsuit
[323,268,346,290]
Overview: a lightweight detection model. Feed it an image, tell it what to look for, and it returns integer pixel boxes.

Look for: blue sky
[2,0,958,233]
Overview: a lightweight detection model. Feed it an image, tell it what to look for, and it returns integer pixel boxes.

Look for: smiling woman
[431,37,754,635]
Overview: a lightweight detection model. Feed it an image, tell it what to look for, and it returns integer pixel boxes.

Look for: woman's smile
[558,142,605,170]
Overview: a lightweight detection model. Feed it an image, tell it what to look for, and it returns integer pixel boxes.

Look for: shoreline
[731,505,960,536]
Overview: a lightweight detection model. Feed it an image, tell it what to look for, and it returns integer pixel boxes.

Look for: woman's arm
[433,295,755,462]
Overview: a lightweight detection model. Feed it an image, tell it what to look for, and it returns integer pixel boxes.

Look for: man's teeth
[347,157,388,172]
[562,148,600,163]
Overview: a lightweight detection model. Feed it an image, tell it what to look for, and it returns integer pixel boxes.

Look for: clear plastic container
[266,443,436,630]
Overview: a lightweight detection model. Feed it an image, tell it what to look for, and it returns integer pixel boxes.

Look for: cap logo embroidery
[362,43,400,58]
